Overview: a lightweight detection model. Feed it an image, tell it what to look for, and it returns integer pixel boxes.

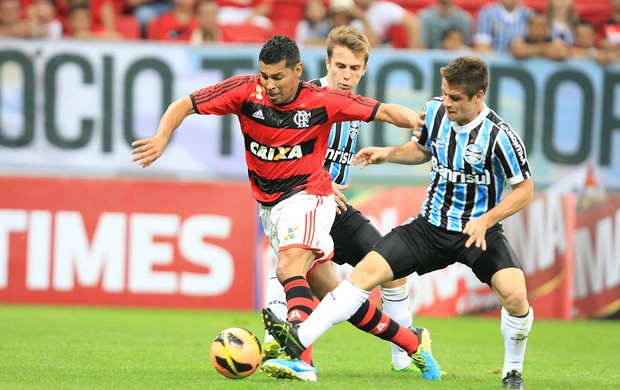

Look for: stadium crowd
[0,0,618,64]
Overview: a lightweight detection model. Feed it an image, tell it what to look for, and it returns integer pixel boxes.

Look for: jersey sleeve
[325,89,381,124]
[189,75,250,116]
[494,124,531,185]
[416,100,433,151]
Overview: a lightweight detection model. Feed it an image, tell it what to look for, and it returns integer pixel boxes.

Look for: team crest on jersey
[293,111,312,128]
[349,121,361,139]
[464,144,484,165]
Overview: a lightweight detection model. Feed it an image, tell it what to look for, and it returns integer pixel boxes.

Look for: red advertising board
[0,176,258,309]
[573,195,620,318]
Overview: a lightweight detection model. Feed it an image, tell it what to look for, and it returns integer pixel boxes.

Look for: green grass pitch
[0,304,618,389]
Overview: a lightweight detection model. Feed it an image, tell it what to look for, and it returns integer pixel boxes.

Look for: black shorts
[372,216,522,286]
[330,204,382,267]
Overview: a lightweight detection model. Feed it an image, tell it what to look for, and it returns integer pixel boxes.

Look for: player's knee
[349,252,393,290]
[502,288,529,315]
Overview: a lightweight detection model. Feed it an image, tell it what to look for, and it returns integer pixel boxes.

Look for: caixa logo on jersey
[246,135,316,162]
[464,144,484,165]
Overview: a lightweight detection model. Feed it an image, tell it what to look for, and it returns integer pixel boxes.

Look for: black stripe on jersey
[439,127,457,229]
[486,127,500,212]
[422,104,445,219]
[248,170,308,206]
[192,76,251,107]
[244,133,317,162]
[241,101,329,129]
[461,127,482,223]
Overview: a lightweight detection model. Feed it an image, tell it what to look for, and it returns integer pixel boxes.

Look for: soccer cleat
[261,339,283,363]
[502,370,524,389]
[390,362,418,373]
[262,358,318,382]
[410,327,442,380]
[261,308,306,359]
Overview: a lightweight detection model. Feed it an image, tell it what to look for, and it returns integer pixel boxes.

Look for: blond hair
[325,26,370,64]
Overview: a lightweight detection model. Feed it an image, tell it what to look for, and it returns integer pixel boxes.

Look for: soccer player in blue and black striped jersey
[262,56,534,390]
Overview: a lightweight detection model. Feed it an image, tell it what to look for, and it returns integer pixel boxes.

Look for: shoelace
[410,353,428,372]
[504,371,523,388]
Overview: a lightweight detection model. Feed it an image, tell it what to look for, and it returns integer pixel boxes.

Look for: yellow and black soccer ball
[210,327,262,379]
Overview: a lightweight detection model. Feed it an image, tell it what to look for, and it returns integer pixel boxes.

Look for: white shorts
[260,192,335,270]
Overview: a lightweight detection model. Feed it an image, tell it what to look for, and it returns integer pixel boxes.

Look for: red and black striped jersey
[190,74,381,206]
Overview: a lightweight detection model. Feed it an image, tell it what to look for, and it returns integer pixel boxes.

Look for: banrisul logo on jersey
[245,134,316,162]
[431,156,491,184]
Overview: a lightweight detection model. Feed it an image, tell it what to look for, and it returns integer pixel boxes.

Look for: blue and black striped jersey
[310,77,361,186]
[417,98,531,232]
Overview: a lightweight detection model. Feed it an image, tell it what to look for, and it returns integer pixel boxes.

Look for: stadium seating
[220,24,269,43]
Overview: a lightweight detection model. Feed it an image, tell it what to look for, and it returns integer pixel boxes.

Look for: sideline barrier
[2,176,617,318]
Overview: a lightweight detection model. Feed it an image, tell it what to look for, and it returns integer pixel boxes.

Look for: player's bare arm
[354,141,431,170]
[131,96,195,168]
[462,178,534,250]
[373,103,423,137]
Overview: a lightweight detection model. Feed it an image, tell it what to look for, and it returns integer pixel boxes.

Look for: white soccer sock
[263,275,287,343]
[298,278,370,347]
[381,284,413,370]
[501,306,534,377]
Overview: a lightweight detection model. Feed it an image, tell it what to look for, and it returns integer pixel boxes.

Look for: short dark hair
[259,35,301,69]
[440,56,489,98]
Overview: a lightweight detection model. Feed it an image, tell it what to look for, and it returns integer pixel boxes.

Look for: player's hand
[462,217,490,251]
[131,134,169,168]
[332,182,349,215]
[353,146,389,170]
[412,112,426,139]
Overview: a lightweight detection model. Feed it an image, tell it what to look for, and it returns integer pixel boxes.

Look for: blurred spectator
[572,19,618,66]
[125,0,173,37]
[216,0,272,30]
[510,12,569,60]
[66,2,122,39]
[295,0,331,46]
[441,26,469,51]
[92,0,127,34]
[0,0,40,37]
[600,0,620,51]
[418,0,472,49]
[148,0,197,41]
[26,0,64,38]
[474,0,534,54]
[546,0,576,45]
[191,0,222,43]
[327,0,379,47]
[353,0,424,48]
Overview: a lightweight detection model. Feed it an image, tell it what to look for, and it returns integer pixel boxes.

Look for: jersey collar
[451,104,490,134]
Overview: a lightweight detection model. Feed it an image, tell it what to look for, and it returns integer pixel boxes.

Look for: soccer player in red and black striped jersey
[261,26,441,381]
[131,34,431,382]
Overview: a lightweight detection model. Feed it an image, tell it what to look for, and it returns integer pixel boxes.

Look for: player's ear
[295,62,303,77]
[325,56,330,71]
